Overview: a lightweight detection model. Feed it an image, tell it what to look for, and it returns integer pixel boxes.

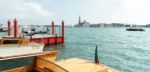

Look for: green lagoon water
[0,27,150,72]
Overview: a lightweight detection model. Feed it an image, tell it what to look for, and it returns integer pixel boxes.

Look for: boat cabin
[0,37,30,46]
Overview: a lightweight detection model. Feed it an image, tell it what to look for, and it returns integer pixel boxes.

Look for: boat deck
[55,58,119,72]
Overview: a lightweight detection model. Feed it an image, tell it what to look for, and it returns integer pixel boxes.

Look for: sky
[0,0,150,25]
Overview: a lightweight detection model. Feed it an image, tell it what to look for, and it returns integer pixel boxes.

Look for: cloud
[24,2,53,17]
[90,0,150,24]
[118,0,150,24]
[0,0,53,25]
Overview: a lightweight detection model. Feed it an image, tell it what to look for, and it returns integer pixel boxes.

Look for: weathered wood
[2,67,29,72]
[33,57,68,72]
[0,38,30,46]
[38,51,57,62]
[29,51,68,72]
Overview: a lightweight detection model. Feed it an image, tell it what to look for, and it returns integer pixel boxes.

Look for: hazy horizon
[0,0,150,25]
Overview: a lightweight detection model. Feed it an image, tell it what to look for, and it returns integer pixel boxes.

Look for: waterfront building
[90,23,112,27]
[111,23,124,27]
[74,16,90,27]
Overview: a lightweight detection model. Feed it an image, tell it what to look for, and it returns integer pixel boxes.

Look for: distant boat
[21,26,50,36]
[0,28,8,32]
[0,25,8,32]
[126,27,145,31]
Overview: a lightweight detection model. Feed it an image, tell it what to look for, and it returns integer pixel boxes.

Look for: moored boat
[1,47,119,72]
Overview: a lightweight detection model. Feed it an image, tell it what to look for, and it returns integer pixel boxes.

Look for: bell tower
[79,16,81,24]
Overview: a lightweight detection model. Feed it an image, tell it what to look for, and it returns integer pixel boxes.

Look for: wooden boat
[1,47,119,72]
[0,37,44,57]
[55,58,118,72]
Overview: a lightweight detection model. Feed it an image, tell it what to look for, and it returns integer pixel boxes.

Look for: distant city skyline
[0,0,150,25]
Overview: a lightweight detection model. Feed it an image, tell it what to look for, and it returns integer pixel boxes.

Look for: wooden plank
[2,67,29,72]
[0,51,57,60]
[34,57,68,72]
